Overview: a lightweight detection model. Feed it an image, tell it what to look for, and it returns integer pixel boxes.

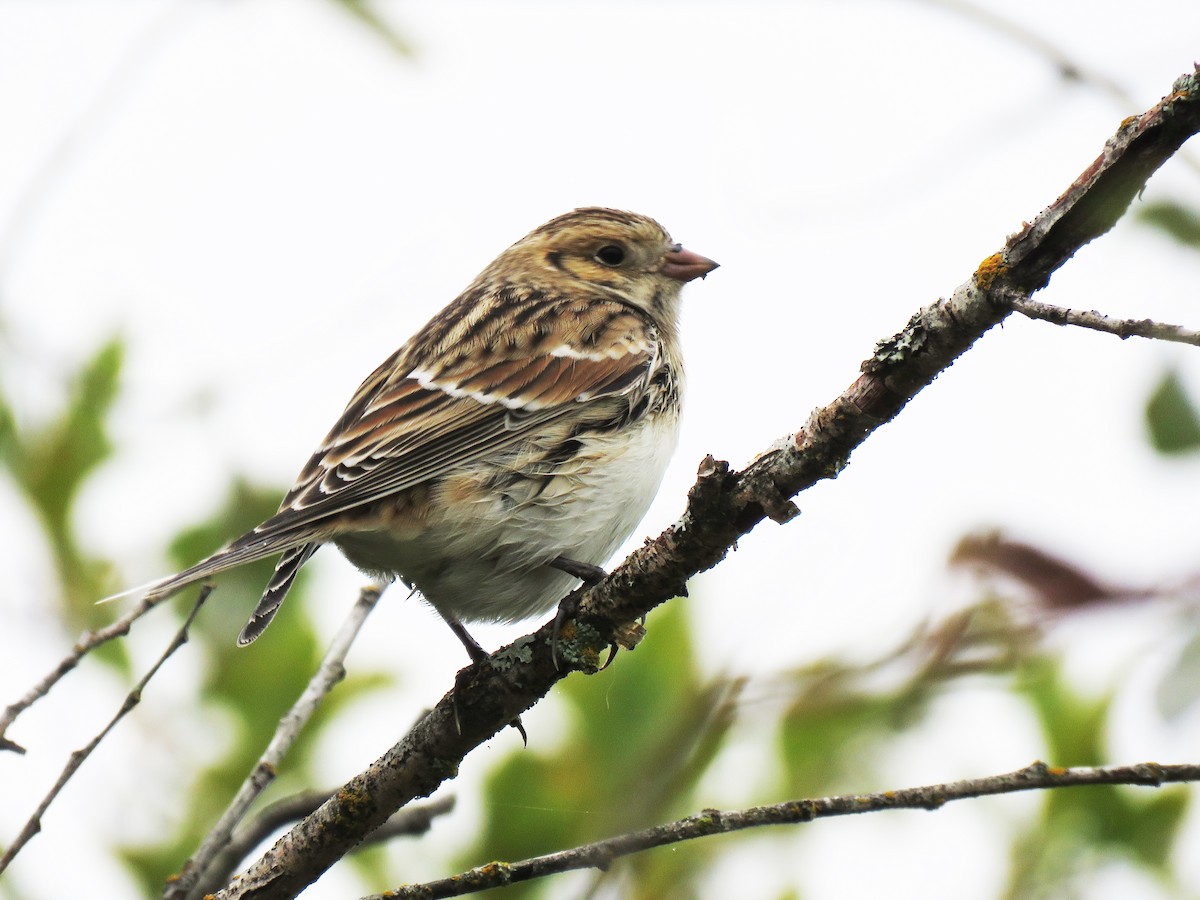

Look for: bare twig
[917,0,1132,102]
[211,68,1200,900]
[359,795,455,847]
[170,583,387,900]
[1009,295,1200,346]
[1,589,186,753]
[0,587,212,874]
[366,761,1199,899]
[915,0,1200,177]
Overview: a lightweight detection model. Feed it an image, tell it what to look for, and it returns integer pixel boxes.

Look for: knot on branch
[689,454,734,510]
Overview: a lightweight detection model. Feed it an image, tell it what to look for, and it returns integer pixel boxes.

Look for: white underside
[334,413,679,624]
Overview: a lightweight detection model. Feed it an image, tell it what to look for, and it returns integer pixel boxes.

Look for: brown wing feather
[246,294,660,539]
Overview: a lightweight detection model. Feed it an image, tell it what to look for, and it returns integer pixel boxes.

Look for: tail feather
[237,542,319,645]
[98,529,314,611]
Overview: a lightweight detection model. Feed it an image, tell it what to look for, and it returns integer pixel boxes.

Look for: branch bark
[365,760,1200,899]
[208,66,1200,900]
[193,794,454,899]
[1012,296,1200,346]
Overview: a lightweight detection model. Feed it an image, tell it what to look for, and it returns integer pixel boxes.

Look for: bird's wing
[129,296,657,605]
[241,296,660,541]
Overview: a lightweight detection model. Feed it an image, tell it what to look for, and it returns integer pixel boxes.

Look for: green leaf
[1004,657,1191,896]
[1137,200,1200,249]
[24,338,122,525]
[4,338,126,619]
[1145,369,1200,455]
[0,391,15,465]
[331,0,416,56]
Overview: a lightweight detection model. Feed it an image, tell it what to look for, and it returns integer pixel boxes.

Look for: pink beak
[662,245,719,283]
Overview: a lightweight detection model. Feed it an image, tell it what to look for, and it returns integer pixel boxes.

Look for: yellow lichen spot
[1119,114,1139,129]
[975,252,1007,291]
[1046,766,1067,776]
[336,785,374,819]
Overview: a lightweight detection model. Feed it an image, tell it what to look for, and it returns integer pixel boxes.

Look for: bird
[128,207,717,661]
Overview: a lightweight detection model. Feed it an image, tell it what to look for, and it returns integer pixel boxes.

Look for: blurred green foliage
[119,481,394,892]
[0,339,392,896]
[1137,200,1200,250]
[1145,369,1200,455]
[461,602,742,899]
[1004,658,1190,898]
[454,584,1193,899]
[1,338,123,625]
[3,332,1196,897]
[333,0,416,57]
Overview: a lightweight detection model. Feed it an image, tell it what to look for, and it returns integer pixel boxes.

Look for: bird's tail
[98,530,317,644]
[237,542,318,645]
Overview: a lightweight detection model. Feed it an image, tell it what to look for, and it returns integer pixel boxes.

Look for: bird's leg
[546,556,618,673]
[439,611,527,745]
[443,616,489,664]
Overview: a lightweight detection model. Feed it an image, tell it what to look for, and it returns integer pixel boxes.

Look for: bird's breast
[333,407,681,624]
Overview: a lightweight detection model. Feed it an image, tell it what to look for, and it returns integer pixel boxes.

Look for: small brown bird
[132,208,717,658]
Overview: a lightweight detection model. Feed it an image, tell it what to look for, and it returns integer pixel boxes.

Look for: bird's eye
[594,245,626,267]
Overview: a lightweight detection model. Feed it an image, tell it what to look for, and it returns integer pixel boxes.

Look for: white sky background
[3,1,1200,898]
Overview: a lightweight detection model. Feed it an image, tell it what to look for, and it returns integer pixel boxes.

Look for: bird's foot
[549,555,608,584]
[550,585,624,673]
[444,616,527,745]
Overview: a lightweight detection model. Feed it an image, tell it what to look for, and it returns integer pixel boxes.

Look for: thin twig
[363,795,455,846]
[914,0,1200,177]
[0,587,212,874]
[365,761,1200,899]
[918,0,1129,100]
[1,588,187,753]
[169,583,387,900]
[1010,295,1200,346]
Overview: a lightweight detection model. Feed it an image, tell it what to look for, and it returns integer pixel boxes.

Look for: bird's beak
[662,244,720,283]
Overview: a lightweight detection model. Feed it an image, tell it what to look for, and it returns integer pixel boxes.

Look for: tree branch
[211,66,1200,899]
[169,583,387,900]
[190,794,454,899]
[1010,296,1200,346]
[366,760,1200,899]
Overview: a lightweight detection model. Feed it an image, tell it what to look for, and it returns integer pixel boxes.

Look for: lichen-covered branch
[367,760,1200,899]
[210,66,1200,898]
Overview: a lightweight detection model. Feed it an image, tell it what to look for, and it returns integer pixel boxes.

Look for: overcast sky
[3,2,1200,898]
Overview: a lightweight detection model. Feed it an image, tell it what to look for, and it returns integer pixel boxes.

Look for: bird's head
[491,207,718,327]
